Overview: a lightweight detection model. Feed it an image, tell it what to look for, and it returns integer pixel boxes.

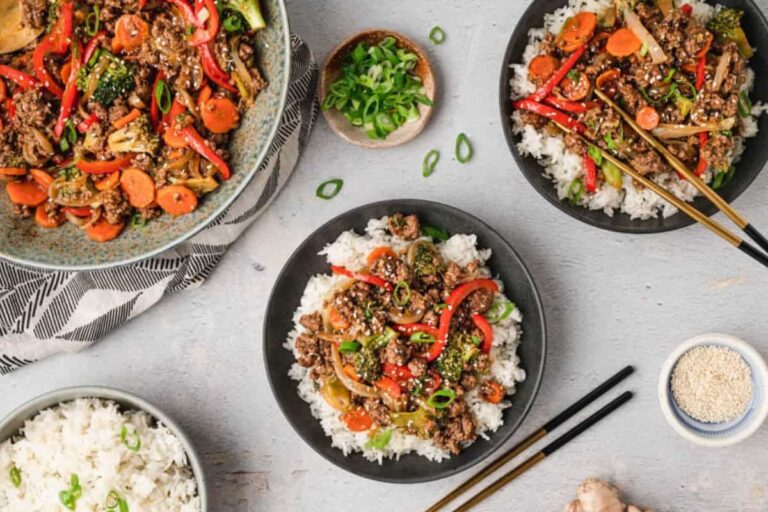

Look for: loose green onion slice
[427,388,456,409]
[120,426,142,452]
[185,25,194,36]
[223,13,243,33]
[155,79,172,115]
[471,335,481,346]
[422,149,440,177]
[485,300,516,324]
[712,165,736,190]
[434,303,448,312]
[59,121,77,151]
[316,179,343,200]
[339,341,361,354]
[455,133,473,163]
[393,280,411,306]
[422,224,449,241]
[639,42,649,57]
[107,490,130,511]
[566,69,580,81]
[587,145,603,166]
[410,331,435,343]
[85,5,100,37]
[428,26,446,45]
[365,429,392,450]
[9,466,21,488]
[88,47,102,68]
[130,212,146,228]
[568,178,584,205]
[59,474,82,510]
[738,91,752,118]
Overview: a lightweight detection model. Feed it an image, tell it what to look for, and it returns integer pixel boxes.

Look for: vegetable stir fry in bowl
[0,0,290,269]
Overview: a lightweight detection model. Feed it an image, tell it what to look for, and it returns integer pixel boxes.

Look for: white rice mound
[510,0,763,219]
[285,217,526,463]
[0,399,200,512]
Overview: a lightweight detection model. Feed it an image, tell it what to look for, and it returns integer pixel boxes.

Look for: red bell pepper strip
[375,376,402,399]
[190,0,220,46]
[150,70,166,130]
[199,42,238,93]
[680,4,693,16]
[76,112,100,133]
[33,41,64,98]
[83,31,107,67]
[382,362,414,381]
[583,152,597,192]
[329,265,394,292]
[427,278,500,361]
[528,44,586,103]
[695,132,709,176]
[166,0,205,27]
[513,99,587,134]
[5,99,15,119]
[54,40,83,140]
[47,1,75,53]
[62,206,92,217]
[75,154,135,175]
[544,95,598,114]
[392,323,440,337]
[695,53,707,91]
[139,0,148,8]
[424,370,442,395]
[471,313,494,354]
[0,65,40,91]
[181,125,232,179]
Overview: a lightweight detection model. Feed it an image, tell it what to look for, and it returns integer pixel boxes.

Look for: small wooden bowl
[320,29,436,149]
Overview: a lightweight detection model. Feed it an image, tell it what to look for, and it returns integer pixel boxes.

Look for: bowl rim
[262,198,547,483]
[498,0,768,234]
[0,385,208,509]
[657,332,768,447]
[0,1,292,272]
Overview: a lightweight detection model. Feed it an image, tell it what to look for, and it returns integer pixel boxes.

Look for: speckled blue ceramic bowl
[0,0,290,271]
[658,333,768,447]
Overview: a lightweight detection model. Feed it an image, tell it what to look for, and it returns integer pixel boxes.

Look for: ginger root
[564,478,650,512]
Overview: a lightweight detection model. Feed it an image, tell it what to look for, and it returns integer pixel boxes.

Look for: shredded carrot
[95,171,121,191]
[0,167,27,176]
[112,108,141,129]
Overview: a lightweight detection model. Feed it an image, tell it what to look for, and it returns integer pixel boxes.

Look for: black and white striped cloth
[0,35,318,375]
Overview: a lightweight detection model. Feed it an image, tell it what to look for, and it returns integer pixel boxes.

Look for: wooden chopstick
[425,365,635,512]
[595,88,768,255]
[556,123,768,269]
[451,391,634,512]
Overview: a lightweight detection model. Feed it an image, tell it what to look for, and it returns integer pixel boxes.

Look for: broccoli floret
[707,8,753,58]
[220,0,266,30]
[353,349,381,383]
[91,53,135,106]
[107,115,159,155]
[436,343,463,382]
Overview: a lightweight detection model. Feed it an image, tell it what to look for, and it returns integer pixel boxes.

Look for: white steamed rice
[509,0,764,219]
[285,216,526,463]
[0,399,200,511]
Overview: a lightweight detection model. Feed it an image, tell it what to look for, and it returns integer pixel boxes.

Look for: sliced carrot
[328,306,350,331]
[112,14,149,53]
[636,106,660,130]
[163,101,189,148]
[606,28,642,57]
[119,168,156,208]
[482,380,506,404]
[560,71,591,101]
[341,407,373,432]
[595,68,622,98]
[34,204,62,228]
[112,108,141,129]
[200,97,240,134]
[528,55,559,83]
[197,85,213,114]
[29,169,54,190]
[60,61,72,84]
[559,12,598,52]
[95,171,121,191]
[156,185,198,216]
[86,218,125,242]
[367,246,397,268]
[6,181,47,206]
[343,364,360,382]
[0,167,27,176]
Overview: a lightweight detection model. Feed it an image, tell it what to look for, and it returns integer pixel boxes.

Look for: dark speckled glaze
[0,0,290,270]
[263,199,547,483]
[500,0,768,233]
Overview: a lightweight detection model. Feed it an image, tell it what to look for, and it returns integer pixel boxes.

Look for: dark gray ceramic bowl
[0,0,290,270]
[263,199,547,483]
[500,0,768,233]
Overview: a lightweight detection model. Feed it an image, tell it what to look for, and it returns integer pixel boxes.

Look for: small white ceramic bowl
[658,333,768,447]
[0,386,207,509]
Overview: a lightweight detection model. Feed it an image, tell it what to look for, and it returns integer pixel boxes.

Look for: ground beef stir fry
[293,214,513,455]
[515,1,754,198]
[1,0,267,242]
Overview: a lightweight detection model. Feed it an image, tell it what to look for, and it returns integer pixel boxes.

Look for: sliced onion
[128,91,146,109]
[80,207,102,230]
[177,89,199,119]
[387,307,424,325]
[652,117,736,139]
[230,36,255,105]
[712,52,731,93]
[656,0,673,15]
[623,7,667,64]
[322,279,356,331]
[49,175,102,207]
[330,343,379,399]
[64,211,89,227]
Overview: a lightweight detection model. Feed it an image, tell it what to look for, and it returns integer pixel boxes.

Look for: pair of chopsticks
[425,365,635,512]
[560,90,768,269]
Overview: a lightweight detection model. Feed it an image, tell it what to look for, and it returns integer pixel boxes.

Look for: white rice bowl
[510,0,763,219]
[0,399,201,511]
[285,216,526,463]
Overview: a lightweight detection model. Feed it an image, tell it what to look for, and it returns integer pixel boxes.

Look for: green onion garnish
[422,149,440,177]
[106,490,129,512]
[316,179,343,200]
[434,303,448,312]
[568,178,584,205]
[427,388,456,409]
[587,145,603,166]
[422,224,449,241]
[155,79,172,115]
[639,42,649,57]
[185,25,194,36]
[410,331,435,343]
[471,335,481,346]
[85,5,100,36]
[88,47,102,68]
[59,474,82,510]
[485,300,515,324]
[455,133,473,163]
[428,26,446,45]
[223,13,243,33]
[9,466,21,488]
[712,165,736,190]
[393,280,411,306]
[120,426,141,452]
[566,69,580,81]
[339,341,361,353]
[365,428,392,450]
[738,91,752,118]
[130,212,146,228]
[59,121,77,151]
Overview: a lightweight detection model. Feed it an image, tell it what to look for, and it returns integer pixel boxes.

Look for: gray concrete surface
[3,0,768,510]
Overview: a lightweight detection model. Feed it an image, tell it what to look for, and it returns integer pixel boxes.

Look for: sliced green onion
[662,68,676,83]
[365,429,392,450]
[471,335,481,346]
[88,47,102,68]
[485,300,515,324]
[410,331,435,343]
[422,224,449,241]
[59,121,77,151]
[639,42,649,57]
[316,179,343,200]
[434,303,448,312]
[9,466,21,488]
[155,79,172,115]
[185,25,194,36]
[455,133,473,163]
[603,132,617,151]
[339,341,361,354]
[428,26,446,45]
[130,212,146,228]
[106,490,129,511]
[223,13,243,33]
[120,426,141,452]
[738,91,752,118]
[427,388,456,409]
[712,165,736,190]
[393,280,411,306]
[587,145,603,166]
[422,149,440,177]
[566,69,580,81]
[84,5,100,37]
[59,474,81,510]
[568,178,584,205]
